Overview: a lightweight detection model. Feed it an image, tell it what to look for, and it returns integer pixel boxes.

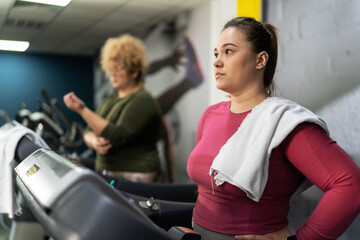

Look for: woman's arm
[234,123,360,240]
[63,92,108,135]
[100,93,161,146]
[147,45,184,75]
[285,123,360,239]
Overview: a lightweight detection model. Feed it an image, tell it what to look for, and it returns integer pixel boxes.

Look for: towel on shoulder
[209,97,328,202]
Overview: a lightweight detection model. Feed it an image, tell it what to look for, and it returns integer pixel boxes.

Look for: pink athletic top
[187,101,360,239]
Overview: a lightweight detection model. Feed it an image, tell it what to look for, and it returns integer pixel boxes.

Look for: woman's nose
[213,57,223,68]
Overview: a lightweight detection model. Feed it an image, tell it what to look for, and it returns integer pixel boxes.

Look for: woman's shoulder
[199,101,230,120]
[136,87,154,97]
[131,88,157,103]
[98,93,118,106]
[205,101,231,113]
[129,88,161,114]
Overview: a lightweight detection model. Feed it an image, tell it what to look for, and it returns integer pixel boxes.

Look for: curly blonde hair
[100,34,148,83]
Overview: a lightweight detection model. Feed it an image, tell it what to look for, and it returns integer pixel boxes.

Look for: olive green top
[84,88,162,172]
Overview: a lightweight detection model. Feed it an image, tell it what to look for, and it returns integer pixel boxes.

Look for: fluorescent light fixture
[19,0,72,7]
[0,40,30,52]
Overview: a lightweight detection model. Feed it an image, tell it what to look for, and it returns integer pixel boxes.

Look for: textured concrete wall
[266,0,360,238]
[266,0,360,111]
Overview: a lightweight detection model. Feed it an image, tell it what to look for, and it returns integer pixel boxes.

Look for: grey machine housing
[15,148,178,240]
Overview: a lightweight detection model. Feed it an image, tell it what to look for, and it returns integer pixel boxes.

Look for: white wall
[317,86,360,162]
[266,0,360,111]
[208,0,237,105]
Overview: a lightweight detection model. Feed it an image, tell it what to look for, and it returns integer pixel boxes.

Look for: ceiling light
[0,40,30,52]
[19,0,72,7]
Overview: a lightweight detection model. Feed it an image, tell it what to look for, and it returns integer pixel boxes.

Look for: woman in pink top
[187,17,360,240]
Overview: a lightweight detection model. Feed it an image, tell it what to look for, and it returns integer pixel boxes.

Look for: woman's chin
[216,83,226,92]
[111,82,120,89]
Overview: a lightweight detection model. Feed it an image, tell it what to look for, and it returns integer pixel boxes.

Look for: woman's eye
[225,49,232,54]
[214,53,218,58]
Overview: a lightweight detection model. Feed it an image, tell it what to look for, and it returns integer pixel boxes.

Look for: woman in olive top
[63,34,162,183]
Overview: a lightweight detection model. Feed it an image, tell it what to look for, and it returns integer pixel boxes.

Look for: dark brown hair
[223,17,278,96]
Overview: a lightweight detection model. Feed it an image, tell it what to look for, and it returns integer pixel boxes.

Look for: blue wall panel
[0,52,93,126]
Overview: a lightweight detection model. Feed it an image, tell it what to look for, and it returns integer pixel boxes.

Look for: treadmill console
[15,148,175,240]
[15,148,84,210]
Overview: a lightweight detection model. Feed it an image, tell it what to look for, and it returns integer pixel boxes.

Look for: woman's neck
[118,83,143,98]
[229,91,269,113]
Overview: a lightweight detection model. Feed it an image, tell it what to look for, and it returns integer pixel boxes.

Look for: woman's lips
[215,72,224,79]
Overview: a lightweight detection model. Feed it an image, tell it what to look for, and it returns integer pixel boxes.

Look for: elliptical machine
[40,87,84,153]
[14,88,85,160]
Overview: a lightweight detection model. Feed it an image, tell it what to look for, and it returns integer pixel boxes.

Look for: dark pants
[193,222,235,240]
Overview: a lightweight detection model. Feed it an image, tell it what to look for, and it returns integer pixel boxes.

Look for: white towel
[209,97,328,202]
[0,122,49,218]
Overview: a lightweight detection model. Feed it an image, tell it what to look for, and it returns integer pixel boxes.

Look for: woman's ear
[256,51,269,70]
[131,70,139,80]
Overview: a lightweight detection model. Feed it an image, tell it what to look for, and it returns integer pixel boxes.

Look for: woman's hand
[234,226,292,240]
[84,131,112,155]
[63,92,85,114]
[91,136,112,155]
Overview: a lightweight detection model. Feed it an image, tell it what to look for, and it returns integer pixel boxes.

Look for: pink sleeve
[284,123,360,240]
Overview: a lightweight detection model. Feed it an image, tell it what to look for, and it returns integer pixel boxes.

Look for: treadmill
[14,148,199,240]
